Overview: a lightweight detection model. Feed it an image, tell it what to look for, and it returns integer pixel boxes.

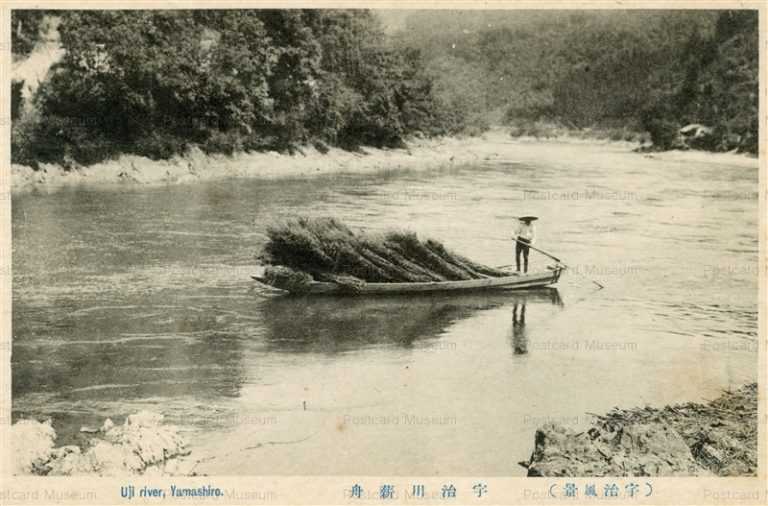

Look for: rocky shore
[522,383,758,477]
[12,411,195,476]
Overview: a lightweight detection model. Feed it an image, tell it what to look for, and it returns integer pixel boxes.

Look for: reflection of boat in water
[252,266,564,295]
[259,289,563,353]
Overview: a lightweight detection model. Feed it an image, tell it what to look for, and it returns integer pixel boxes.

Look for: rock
[11,419,56,475]
[88,440,144,475]
[695,443,725,470]
[680,124,713,137]
[679,124,715,150]
[47,445,90,476]
[524,384,756,477]
[110,412,187,464]
[12,411,189,477]
[527,422,706,477]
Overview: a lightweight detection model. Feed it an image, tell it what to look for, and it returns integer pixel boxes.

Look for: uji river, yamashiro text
[12,142,758,475]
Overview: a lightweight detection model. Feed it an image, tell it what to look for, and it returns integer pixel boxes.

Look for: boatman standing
[513,216,537,273]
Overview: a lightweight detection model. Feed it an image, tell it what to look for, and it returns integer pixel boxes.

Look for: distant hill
[386,9,758,153]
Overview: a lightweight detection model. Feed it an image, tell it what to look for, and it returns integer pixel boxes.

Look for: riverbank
[10,129,757,194]
[12,411,194,476]
[14,383,758,477]
[10,134,481,194]
[523,383,758,477]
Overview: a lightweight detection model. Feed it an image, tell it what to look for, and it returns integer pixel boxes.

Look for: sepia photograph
[3,2,764,504]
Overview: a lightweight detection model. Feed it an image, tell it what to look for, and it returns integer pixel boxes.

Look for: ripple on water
[11,143,759,474]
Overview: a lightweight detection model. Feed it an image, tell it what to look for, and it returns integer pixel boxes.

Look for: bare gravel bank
[11,134,493,194]
[10,130,757,194]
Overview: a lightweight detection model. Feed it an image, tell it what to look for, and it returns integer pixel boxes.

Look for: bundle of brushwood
[260,217,509,288]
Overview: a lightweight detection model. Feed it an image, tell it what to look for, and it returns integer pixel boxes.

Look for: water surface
[12,143,758,475]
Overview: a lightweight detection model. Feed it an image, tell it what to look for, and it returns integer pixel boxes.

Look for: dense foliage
[394,10,758,153]
[12,9,759,166]
[11,10,47,58]
[12,10,454,166]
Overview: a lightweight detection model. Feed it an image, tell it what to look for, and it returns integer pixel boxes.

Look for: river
[11,142,758,475]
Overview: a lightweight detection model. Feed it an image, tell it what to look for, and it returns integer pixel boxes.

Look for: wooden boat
[252,265,564,295]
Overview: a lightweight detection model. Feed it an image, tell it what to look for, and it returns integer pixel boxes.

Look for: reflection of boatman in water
[512,302,527,354]
[513,216,537,274]
[510,290,563,355]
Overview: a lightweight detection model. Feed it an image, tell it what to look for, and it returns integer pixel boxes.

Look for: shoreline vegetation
[13,383,756,477]
[10,10,758,189]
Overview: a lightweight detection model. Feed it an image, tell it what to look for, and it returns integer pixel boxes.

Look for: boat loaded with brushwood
[251,217,564,295]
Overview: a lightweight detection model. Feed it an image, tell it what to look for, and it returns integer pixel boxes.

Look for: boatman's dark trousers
[516,238,530,273]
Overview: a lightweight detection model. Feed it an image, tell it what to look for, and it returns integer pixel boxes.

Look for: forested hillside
[393,9,758,153]
[11,9,759,168]
[12,10,462,166]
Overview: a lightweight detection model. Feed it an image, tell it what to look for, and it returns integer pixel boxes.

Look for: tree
[12,10,46,58]
[13,10,453,165]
